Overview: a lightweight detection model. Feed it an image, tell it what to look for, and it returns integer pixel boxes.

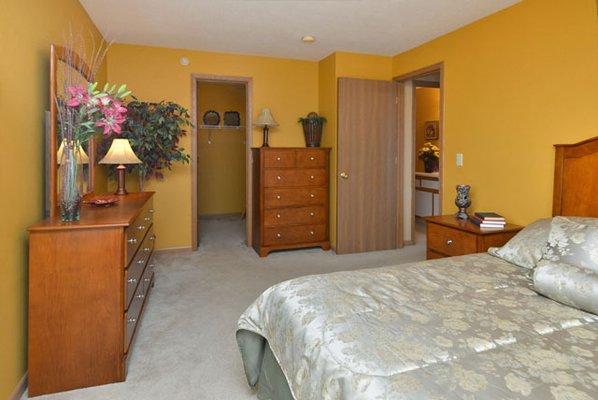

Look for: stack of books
[470,212,506,230]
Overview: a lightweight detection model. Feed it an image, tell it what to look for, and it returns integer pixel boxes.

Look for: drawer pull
[148,263,155,268]
[276,195,281,200]
[127,317,137,324]
[149,235,156,241]
[276,233,282,238]
[144,216,151,222]
[137,259,145,265]
[144,247,151,252]
[446,239,454,245]
[310,231,315,235]
[149,209,155,213]
[128,237,137,244]
[144,277,151,283]
[276,176,282,180]
[310,156,315,161]
[310,212,315,217]
[276,214,281,218]
[137,225,145,231]
[136,294,145,299]
[310,175,315,180]
[127,278,137,284]
[310,193,315,198]
[276,157,281,161]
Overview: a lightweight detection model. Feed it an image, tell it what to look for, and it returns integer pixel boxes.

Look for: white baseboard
[9,372,27,400]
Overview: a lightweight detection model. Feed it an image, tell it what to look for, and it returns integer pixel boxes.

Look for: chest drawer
[427,223,478,256]
[125,199,154,265]
[263,149,296,168]
[125,226,155,310]
[124,253,154,354]
[264,205,327,227]
[263,224,327,245]
[264,188,327,208]
[264,168,327,187]
[295,149,327,168]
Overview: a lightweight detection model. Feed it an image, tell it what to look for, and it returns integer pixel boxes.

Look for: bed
[237,137,598,400]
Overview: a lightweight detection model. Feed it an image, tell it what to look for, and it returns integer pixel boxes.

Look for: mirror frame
[48,44,97,218]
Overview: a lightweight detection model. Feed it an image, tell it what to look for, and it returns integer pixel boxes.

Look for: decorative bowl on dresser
[27,192,156,396]
[252,147,331,257]
[425,215,523,259]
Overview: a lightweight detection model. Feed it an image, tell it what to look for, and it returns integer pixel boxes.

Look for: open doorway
[395,63,444,245]
[190,75,253,250]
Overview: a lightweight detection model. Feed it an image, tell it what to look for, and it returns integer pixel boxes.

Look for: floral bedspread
[237,253,598,399]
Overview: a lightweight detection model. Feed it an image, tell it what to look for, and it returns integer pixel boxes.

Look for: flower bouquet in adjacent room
[417,142,440,173]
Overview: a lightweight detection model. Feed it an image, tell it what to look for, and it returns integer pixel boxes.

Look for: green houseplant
[100,100,192,190]
[298,112,326,147]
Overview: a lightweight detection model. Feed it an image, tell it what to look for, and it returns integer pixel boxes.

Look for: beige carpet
[24,218,426,400]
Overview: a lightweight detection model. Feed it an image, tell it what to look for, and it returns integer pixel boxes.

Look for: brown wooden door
[337,78,401,254]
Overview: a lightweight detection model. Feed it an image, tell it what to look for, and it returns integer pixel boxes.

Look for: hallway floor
[25,219,426,400]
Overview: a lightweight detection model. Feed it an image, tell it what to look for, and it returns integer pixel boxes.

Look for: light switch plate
[456,153,464,166]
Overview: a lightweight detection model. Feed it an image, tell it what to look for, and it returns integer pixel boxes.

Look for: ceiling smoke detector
[179,56,190,66]
[301,35,316,44]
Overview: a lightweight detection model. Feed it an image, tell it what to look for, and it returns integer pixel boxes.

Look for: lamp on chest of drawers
[99,138,142,195]
[254,108,278,147]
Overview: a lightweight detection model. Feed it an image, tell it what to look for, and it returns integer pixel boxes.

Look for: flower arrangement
[418,142,440,173]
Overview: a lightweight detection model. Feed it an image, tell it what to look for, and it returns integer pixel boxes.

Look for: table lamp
[99,138,142,195]
[254,108,278,147]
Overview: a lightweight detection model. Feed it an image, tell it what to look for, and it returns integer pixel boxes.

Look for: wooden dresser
[28,192,156,396]
[251,147,331,257]
[425,215,523,259]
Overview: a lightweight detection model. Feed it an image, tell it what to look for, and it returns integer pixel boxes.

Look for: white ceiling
[80,0,520,61]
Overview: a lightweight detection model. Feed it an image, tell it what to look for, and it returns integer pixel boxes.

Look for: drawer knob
[276,157,281,161]
[149,263,155,268]
[310,156,315,161]
[136,293,145,299]
[310,231,315,235]
[144,247,151,252]
[276,214,281,218]
[310,212,315,217]
[137,225,145,231]
[149,209,155,213]
[446,239,454,245]
[310,175,315,180]
[144,216,151,222]
[127,317,137,324]
[128,237,137,244]
[144,277,151,283]
[127,278,137,284]
[276,233,282,238]
[137,259,145,265]
[276,195,281,200]
[310,193,315,198]
[149,235,156,241]
[276,176,282,180]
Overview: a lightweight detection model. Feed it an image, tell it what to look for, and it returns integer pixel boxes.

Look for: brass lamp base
[115,164,128,195]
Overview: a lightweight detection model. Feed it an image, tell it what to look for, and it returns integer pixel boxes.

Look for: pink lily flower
[67,85,89,107]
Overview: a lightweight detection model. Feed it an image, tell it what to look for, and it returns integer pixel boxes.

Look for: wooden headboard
[553,136,598,217]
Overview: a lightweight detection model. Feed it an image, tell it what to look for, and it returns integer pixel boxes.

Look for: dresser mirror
[46,44,98,217]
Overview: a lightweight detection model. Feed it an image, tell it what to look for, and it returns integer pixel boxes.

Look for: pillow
[488,218,551,269]
[542,216,598,272]
[532,260,598,315]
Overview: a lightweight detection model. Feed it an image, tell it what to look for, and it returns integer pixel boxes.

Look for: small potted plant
[418,142,440,173]
[298,112,326,147]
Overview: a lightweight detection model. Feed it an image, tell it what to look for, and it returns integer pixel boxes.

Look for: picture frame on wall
[424,120,439,140]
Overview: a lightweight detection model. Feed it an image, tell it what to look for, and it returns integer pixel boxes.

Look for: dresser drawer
[264,188,327,208]
[263,224,327,245]
[124,254,154,354]
[125,199,154,265]
[264,168,327,187]
[125,226,154,310]
[295,149,327,168]
[264,205,327,227]
[427,223,478,256]
[263,149,296,168]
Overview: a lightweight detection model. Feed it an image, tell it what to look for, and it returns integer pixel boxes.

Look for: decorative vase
[424,158,439,173]
[301,120,323,147]
[454,184,471,220]
[58,139,84,221]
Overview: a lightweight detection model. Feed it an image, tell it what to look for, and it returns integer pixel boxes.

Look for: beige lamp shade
[99,138,142,165]
[254,108,278,127]
[57,140,89,164]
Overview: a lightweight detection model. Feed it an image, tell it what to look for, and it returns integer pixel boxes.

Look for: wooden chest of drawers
[425,215,523,259]
[252,147,331,257]
[28,192,156,396]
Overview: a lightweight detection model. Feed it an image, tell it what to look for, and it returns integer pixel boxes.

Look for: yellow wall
[415,87,440,172]
[393,0,598,224]
[0,0,105,397]
[106,44,319,248]
[197,82,246,215]
[318,52,393,247]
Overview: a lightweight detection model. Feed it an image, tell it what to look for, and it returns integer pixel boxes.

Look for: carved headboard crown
[553,136,598,217]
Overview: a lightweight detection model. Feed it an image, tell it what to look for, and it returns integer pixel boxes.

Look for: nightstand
[425,215,523,260]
